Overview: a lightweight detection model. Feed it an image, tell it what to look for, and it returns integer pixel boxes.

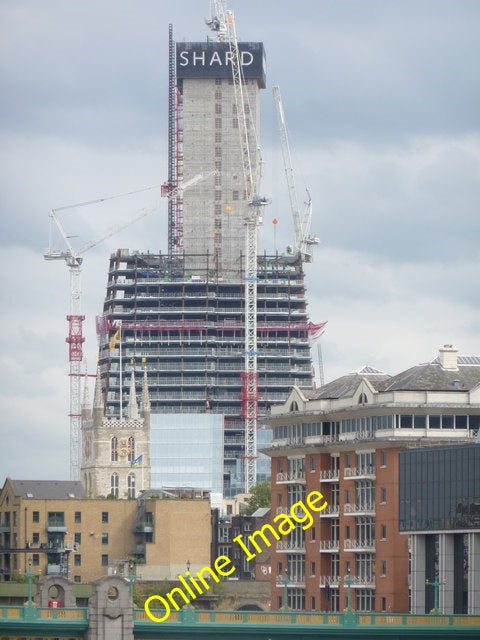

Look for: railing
[344,503,375,516]
[319,469,339,481]
[344,539,375,551]
[319,539,339,552]
[276,540,306,553]
[319,575,340,587]
[319,504,340,517]
[276,472,306,484]
[344,466,376,479]
[274,575,306,588]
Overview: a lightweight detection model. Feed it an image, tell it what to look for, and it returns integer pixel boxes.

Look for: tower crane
[272,85,319,263]
[207,0,267,492]
[44,172,213,479]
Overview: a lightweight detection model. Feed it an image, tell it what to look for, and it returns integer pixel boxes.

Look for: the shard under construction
[96,9,321,497]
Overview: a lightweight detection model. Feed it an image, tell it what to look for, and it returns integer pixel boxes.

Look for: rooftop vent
[438,344,459,371]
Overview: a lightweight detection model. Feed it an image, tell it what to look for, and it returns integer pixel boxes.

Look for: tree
[243,480,271,515]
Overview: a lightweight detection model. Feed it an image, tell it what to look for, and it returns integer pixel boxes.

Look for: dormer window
[358,393,368,404]
[290,400,299,412]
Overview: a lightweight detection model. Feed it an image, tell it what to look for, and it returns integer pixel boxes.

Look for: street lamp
[283,568,289,612]
[426,574,446,614]
[128,560,135,602]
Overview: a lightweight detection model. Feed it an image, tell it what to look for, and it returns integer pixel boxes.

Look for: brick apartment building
[263,345,480,613]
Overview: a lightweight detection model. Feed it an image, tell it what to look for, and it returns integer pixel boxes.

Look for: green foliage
[243,480,271,515]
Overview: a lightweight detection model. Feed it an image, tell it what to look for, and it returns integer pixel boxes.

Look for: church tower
[81,364,150,498]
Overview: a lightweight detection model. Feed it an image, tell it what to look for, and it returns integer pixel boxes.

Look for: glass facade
[399,444,480,532]
[150,413,224,494]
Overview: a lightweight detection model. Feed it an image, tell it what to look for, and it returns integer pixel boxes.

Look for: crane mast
[273,85,318,262]
[208,1,265,492]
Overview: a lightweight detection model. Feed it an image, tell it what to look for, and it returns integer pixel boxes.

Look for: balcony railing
[319,504,340,517]
[344,538,375,552]
[319,575,340,588]
[319,539,339,553]
[319,469,339,482]
[276,472,306,484]
[344,466,376,480]
[275,575,306,588]
[276,540,306,553]
[344,503,375,516]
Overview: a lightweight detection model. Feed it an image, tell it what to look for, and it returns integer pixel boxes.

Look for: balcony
[276,540,305,554]
[275,575,306,588]
[343,538,376,552]
[319,540,339,553]
[343,503,375,516]
[319,575,339,588]
[276,471,306,485]
[319,469,339,482]
[349,575,376,588]
[319,504,340,518]
[344,466,376,480]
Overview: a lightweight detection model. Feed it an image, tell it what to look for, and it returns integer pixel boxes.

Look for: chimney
[438,344,458,371]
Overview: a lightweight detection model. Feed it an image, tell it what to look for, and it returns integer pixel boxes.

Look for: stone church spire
[127,367,139,420]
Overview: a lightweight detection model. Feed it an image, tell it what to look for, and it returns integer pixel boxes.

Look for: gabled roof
[382,363,480,392]
[8,479,86,500]
[310,370,391,401]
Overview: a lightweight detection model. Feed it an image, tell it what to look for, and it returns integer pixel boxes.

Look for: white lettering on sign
[179,49,254,67]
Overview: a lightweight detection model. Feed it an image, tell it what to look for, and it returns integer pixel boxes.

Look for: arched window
[358,393,368,405]
[127,473,136,499]
[128,436,135,462]
[111,436,118,462]
[290,400,299,412]
[110,473,119,498]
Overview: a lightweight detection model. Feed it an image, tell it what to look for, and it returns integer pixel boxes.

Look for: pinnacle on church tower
[127,367,139,420]
[140,366,151,414]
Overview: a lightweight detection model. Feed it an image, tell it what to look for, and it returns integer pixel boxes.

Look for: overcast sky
[1,0,479,480]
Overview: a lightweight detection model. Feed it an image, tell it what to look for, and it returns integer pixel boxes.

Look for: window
[380,488,387,503]
[75,533,81,545]
[110,473,119,498]
[33,511,39,523]
[310,561,316,576]
[75,512,81,524]
[345,454,350,468]
[381,596,386,611]
[127,473,136,499]
[429,415,441,429]
[356,589,375,612]
[74,575,81,583]
[102,533,109,545]
[111,436,118,462]
[380,524,387,540]
[311,595,316,610]
[277,493,283,505]
[32,532,39,544]
[345,489,350,504]
[74,555,81,566]
[380,451,387,467]
[102,512,109,524]
[101,554,109,567]
[381,560,386,576]
[32,554,39,566]
[128,436,135,462]
[310,456,316,472]
[277,459,283,473]
[311,527,316,542]
[345,525,350,540]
